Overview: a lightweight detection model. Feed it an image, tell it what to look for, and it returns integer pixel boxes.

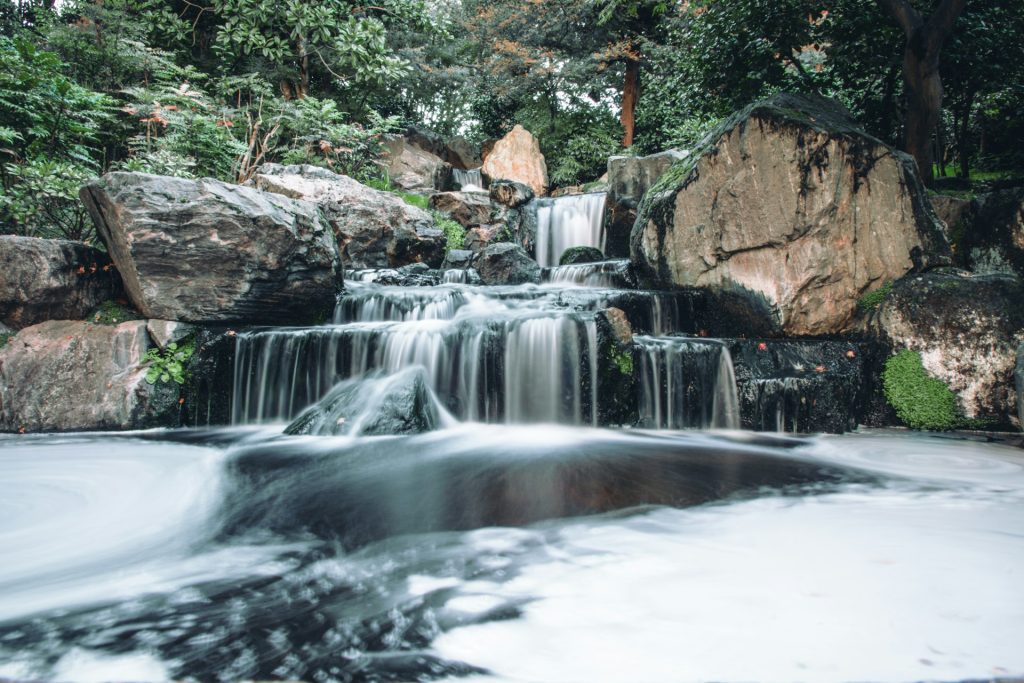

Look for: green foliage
[857,281,894,313]
[609,345,634,376]
[0,331,13,350]
[397,192,430,210]
[882,350,959,431]
[143,339,195,385]
[90,300,143,325]
[432,211,466,253]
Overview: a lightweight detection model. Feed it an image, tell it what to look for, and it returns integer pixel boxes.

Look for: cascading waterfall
[535,192,608,268]
[333,284,469,322]
[453,167,485,192]
[543,259,630,288]
[634,336,740,430]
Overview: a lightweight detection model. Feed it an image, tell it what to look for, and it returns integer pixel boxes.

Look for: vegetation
[0,331,13,349]
[433,213,466,253]
[882,349,959,430]
[142,338,195,385]
[857,281,894,312]
[90,300,142,325]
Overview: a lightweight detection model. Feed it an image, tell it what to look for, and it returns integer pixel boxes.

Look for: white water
[535,192,608,267]
[543,259,629,287]
[453,167,485,192]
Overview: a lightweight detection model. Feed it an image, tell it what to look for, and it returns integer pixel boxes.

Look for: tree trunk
[876,0,967,186]
[621,57,640,148]
[957,89,975,179]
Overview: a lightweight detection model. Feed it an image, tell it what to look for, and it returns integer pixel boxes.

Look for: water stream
[534,193,608,267]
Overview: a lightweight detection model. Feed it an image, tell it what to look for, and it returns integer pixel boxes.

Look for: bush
[882,349,959,430]
[432,211,466,253]
[142,338,195,385]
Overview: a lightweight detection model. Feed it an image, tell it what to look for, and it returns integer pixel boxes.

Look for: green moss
[0,332,13,349]
[432,211,466,253]
[90,300,143,325]
[882,349,959,431]
[609,345,633,376]
[856,280,893,312]
[397,192,430,210]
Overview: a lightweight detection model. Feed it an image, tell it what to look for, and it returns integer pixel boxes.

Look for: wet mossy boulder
[631,93,951,336]
[863,271,1024,428]
[559,246,605,266]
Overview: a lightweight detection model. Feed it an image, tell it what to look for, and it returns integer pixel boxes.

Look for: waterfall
[333,284,469,322]
[634,336,740,430]
[453,167,485,192]
[543,259,630,288]
[535,192,608,268]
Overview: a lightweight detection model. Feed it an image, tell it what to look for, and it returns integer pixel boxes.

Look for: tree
[876,0,967,184]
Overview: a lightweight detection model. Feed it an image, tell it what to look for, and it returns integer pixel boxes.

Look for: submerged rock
[0,236,121,329]
[481,125,548,196]
[251,164,445,270]
[81,172,339,325]
[285,368,444,437]
[0,320,179,432]
[631,93,951,336]
[474,243,541,285]
[863,271,1024,427]
[606,150,686,258]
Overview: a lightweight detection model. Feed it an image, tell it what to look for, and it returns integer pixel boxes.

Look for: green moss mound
[559,246,605,265]
[882,349,959,430]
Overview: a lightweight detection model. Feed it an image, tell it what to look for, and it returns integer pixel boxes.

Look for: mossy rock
[559,246,605,266]
[882,349,959,431]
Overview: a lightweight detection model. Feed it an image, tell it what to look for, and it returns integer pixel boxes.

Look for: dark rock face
[474,243,541,285]
[251,164,444,270]
[559,246,605,266]
[442,249,474,270]
[595,308,637,427]
[489,180,535,209]
[0,320,180,432]
[464,224,504,254]
[428,191,493,228]
[183,326,238,428]
[728,339,871,434]
[956,188,1024,277]
[863,271,1024,427]
[631,93,952,336]
[0,236,121,329]
[606,150,686,258]
[81,172,340,325]
[285,368,443,437]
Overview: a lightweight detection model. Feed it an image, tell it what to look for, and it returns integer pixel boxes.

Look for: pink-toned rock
[481,125,548,197]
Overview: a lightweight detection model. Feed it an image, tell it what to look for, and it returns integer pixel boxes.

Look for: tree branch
[925,0,968,58]
[875,0,922,36]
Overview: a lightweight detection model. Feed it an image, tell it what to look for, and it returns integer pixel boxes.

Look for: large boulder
[631,93,952,336]
[0,320,179,432]
[489,179,535,209]
[251,164,445,270]
[81,172,339,325]
[864,272,1024,427]
[606,150,687,258]
[474,243,541,285]
[956,188,1024,276]
[428,191,493,228]
[383,136,452,192]
[481,125,549,196]
[0,236,121,329]
[447,136,482,170]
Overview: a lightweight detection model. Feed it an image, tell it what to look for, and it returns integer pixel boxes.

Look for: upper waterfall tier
[535,192,608,268]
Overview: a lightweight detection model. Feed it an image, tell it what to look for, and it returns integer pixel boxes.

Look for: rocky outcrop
[252,164,445,270]
[428,191,493,228]
[631,93,952,336]
[560,246,605,265]
[442,249,475,270]
[447,136,482,170]
[481,125,548,196]
[81,172,340,325]
[464,225,504,254]
[0,320,179,432]
[489,180,534,209]
[956,188,1024,276]
[382,136,451,192]
[864,272,1024,427]
[0,236,121,329]
[474,243,541,285]
[606,150,686,258]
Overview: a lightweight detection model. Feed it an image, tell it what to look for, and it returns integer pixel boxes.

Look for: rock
[0,320,180,432]
[0,236,121,329]
[428,191,493,228]
[931,194,975,237]
[489,180,535,209]
[607,150,687,258]
[182,326,238,427]
[81,172,340,326]
[560,246,605,266]
[447,136,482,170]
[864,271,1024,427]
[1016,342,1024,430]
[956,188,1024,276]
[599,307,634,346]
[443,249,475,270]
[550,185,585,197]
[383,136,451,192]
[481,125,549,196]
[631,93,952,336]
[464,224,504,254]
[147,319,194,350]
[595,308,637,426]
[474,243,541,285]
[285,367,443,437]
[251,164,445,270]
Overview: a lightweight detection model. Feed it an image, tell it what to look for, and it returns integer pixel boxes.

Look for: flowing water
[452,168,485,193]
[534,193,608,267]
[3,237,1023,681]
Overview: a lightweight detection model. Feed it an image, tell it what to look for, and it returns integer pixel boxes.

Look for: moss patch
[609,345,633,376]
[90,300,143,325]
[882,349,959,430]
[560,246,605,265]
[857,280,893,312]
[0,332,13,350]
[397,192,430,210]
[432,211,466,253]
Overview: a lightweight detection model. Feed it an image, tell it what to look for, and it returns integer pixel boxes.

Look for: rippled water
[1,428,1022,682]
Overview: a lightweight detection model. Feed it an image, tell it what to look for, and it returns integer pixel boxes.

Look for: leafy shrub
[143,339,195,385]
[882,349,959,430]
[0,157,95,241]
[432,211,465,253]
